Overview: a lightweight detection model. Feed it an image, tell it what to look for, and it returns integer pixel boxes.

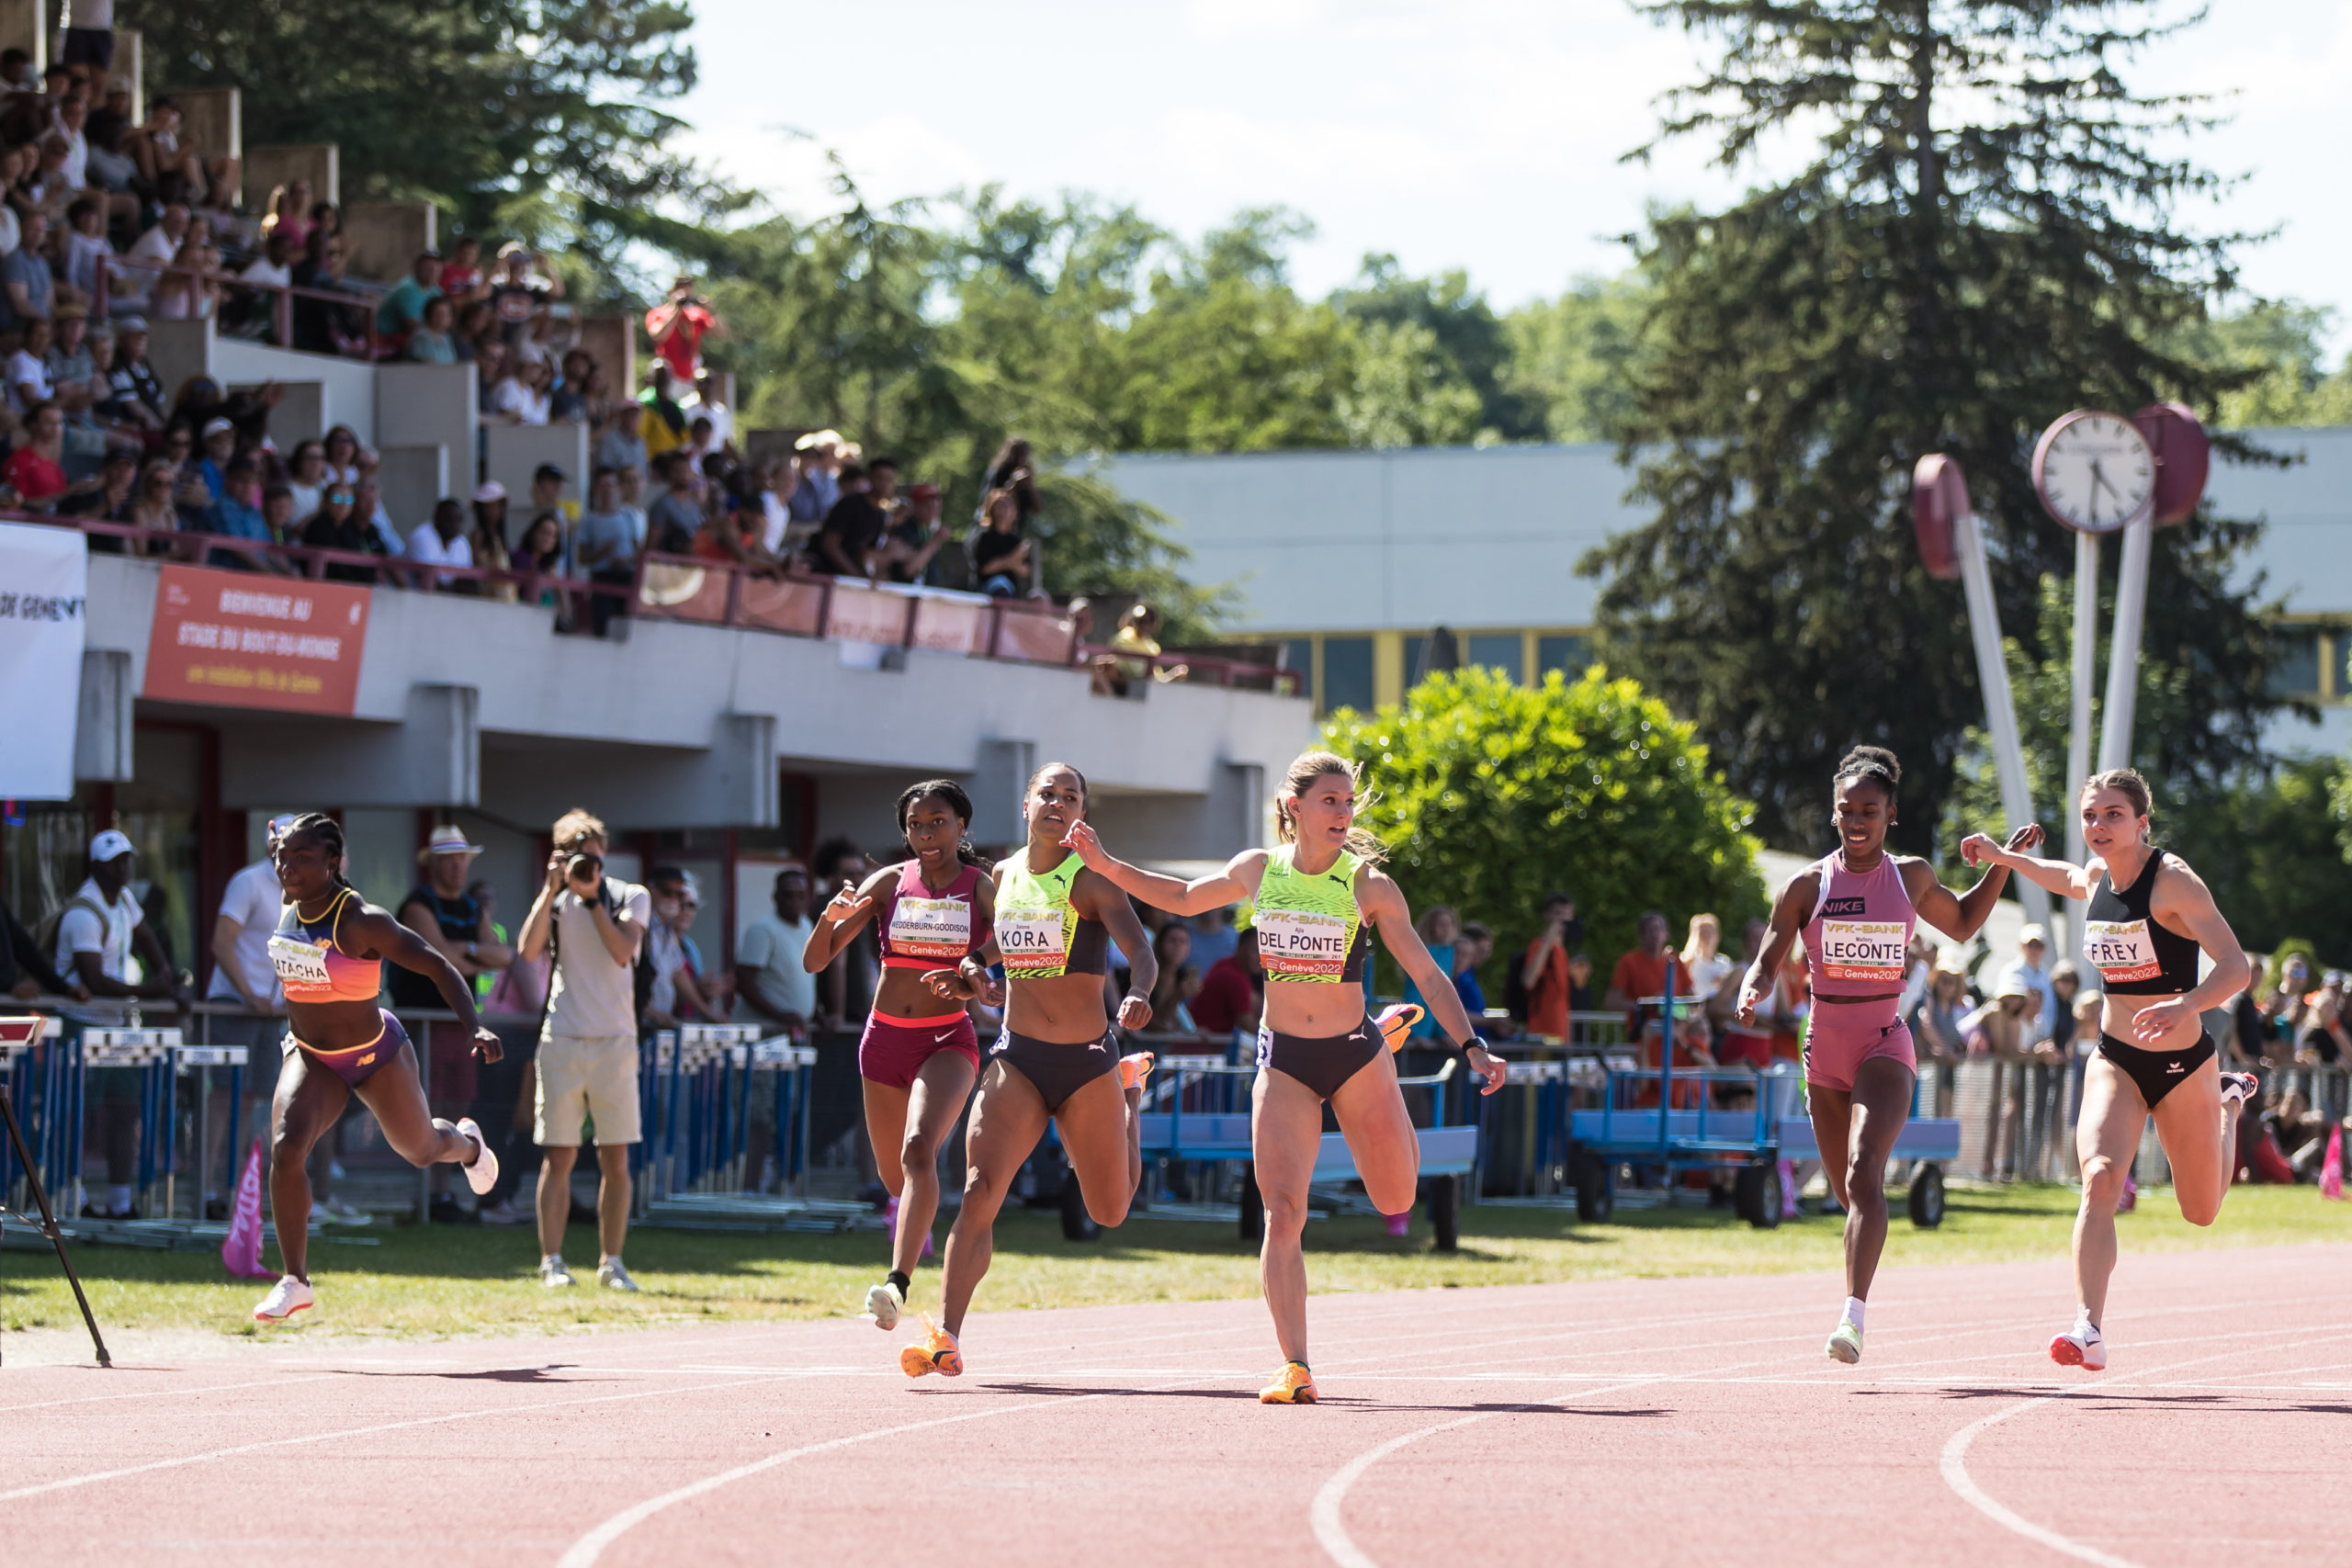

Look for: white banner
[0,521,87,799]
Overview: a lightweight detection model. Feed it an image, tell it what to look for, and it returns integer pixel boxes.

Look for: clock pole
[2098,517,2154,773]
[2065,530,2098,878]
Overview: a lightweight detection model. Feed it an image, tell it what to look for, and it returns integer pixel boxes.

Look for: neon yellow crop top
[993,852,1107,980]
[1253,845,1368,984]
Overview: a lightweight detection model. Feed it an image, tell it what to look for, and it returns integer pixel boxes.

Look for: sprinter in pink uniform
[1737,747,2041,1363]
[802,780,995,1331]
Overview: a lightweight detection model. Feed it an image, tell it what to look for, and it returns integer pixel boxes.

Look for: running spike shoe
[1825,1322,1864,1365]
[900,1322,963,1379]
[1374,1005,1423,1054]
[866,1278,905,1330]
[2219,1071,2259,1106]
[2049,1327,2108,1371]
[456,1117,500,1196]
[1260,1361,1318,1404]
[253,1274,314,1323]
[1120,1051,1155,1092]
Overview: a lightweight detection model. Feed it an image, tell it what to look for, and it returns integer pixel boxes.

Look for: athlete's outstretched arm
[350,905,503,1063]
[1084,872,1159,1032]
[1363,872,1508,1095]
[802,863,893,973]
[2129,862,2252,1044]
[1060,820,1264,917]
[1960,831,2099,901]
[1908,823,2041,940]
[1735,871,1816,1028]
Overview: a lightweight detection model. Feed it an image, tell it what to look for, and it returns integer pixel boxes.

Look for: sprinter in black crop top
[1961,768,2259,1374]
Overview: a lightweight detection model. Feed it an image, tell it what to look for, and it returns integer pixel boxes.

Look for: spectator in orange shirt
[1519,891,1581,1040]
[1607,911,1713,1066]
[646,275,724,383]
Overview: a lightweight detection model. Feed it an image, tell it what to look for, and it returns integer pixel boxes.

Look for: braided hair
[273,811,351,888]
[897,778,989,868]
[1831,745,1901,803]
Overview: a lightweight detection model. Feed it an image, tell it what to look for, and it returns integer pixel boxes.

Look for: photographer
[645,273,724,384]
[515,807,650,1291]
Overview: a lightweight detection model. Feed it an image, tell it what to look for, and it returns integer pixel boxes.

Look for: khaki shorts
[535,1032,642,1146]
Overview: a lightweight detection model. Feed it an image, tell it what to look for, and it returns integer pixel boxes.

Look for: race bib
[888,896,972,962]
[995,908,1069,974]
[2082,919,2160,983]
[1256,908,1351,981]
[267,933,332,990]
[1816,919,1906,984]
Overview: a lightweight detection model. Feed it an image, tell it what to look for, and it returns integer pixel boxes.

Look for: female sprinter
[899,762,1158,1380]
[1961,768,2258,1371]
[254,814,501,1322]
[801,780,995,1331]
[1736,747,2037,1364]
[1066,750,1509,1404]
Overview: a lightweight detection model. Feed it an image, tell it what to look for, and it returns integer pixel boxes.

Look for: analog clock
[2031,410,2154,534]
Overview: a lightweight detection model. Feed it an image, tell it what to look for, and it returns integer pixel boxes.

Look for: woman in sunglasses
[299,480,383,583]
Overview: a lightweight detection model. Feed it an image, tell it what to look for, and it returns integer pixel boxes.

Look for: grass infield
[4,1183,2346,1343]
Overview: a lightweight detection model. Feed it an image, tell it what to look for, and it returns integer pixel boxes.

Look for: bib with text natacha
[268,933,333,990]
[1817,919,1906,985]
[2082,919,2161,983]
[1256,908,1351,981]
[995,909,1068,973]
[889,896,972,962]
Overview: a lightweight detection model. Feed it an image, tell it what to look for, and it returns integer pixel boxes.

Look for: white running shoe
[253,1274,314,1323]
[315,1195,372,1226]
[2219,1072,2259,1106]
[456,1117,500,1196]
[865,1279,905,1329]
[2049,1326,2108,1371]
[540,1254,575,1288]
[1826,1322,1863,1364]
[597,1258,640,1292]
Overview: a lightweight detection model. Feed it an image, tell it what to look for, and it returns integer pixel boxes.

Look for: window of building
[1280,638,1314,695]
[1538,634,1591,680]
[1466,634,1522,683]
[1322,637,1374,714]
[2272,630,2321,695]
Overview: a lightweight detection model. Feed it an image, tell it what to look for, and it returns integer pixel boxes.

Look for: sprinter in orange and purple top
[800,780,996,1332]
[1737,748,2041,1365]
[254,813,503,1325]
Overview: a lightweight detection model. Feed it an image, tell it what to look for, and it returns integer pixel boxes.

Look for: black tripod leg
[0,1088,110,1368]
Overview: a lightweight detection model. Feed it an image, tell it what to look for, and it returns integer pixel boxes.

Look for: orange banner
[142,564,369,714]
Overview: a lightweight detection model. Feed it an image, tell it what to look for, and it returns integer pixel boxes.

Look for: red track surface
[6,1242,2348,1566]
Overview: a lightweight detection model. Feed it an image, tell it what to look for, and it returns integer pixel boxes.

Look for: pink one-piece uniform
[1799,851,1918,1092]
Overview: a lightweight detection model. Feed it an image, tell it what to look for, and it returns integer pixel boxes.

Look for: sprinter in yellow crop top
[251,813,504,1326]
[1064,749,1508,1407]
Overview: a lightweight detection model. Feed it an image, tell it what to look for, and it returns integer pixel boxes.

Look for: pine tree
[1586,0,2290,852]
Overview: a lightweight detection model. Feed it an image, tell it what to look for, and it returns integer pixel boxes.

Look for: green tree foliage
[1587,0,2293,854]
[1501,274,1655,444]
[1320,666,1766,996]
[2170,304,2352,429]
[123,0,718,285]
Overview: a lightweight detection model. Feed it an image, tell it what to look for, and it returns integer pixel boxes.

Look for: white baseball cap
[89,829,134,863]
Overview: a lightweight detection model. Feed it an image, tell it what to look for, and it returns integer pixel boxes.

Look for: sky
[675,0,2352,356]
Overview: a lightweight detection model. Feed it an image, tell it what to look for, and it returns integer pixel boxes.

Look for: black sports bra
[2081,850,2202,996]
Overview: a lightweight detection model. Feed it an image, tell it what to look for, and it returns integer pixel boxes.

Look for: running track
[5,1242,2347,1566]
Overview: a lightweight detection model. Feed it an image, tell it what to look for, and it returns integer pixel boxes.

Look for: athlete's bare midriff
[1004,971,1110,1044]
[285,996,390,1053]
[1261,983,1371,1039]
[2098,986,2204,1052]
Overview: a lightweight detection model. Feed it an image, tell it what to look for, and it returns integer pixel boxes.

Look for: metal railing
[98,251,392,361]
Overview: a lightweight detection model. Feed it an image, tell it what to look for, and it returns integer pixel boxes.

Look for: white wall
[213,335,378,441]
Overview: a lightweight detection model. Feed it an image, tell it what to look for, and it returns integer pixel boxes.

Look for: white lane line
[1937,1329,2352,1568]
[0,1371,343,1415]
[554,1377,1211,1568]
[0,1372,790,1503]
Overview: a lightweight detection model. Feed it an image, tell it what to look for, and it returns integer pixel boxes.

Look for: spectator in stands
[1993,922,2055,1043]
[289,229,365,355]
[1608,911,1709,1063]
[572,467,637,637]
[642,869,731,1030]
[1908,953,1972,1062]
[734,866,816,1033]
[2048,960,2086,1057]
[790,429,843,521]
[514,807,650,1290]
[594,400,648,481]
[876,479,949,585]
[489,243,562,335]
[408,496,473,589]
[973,486,1032,596]
[1961,975,2042,1057]
[549,347,593,423]
[638,364,687,458]
[59,195,107,299]
[646,274,722,382]
[260,483,299,547]
[376,248,442,353]
[151,238,219,321]
[58,447,137,530]
[1680,913,1735,1007]
[123,98,234,215]
[451,298,494,361]
[646,450,705,555]
[1453,921,1494,1021]
[353,474,401,558]
[470,480,509,555]
[2,400,76,506]
[300,481,384,584]
[814,459,888,576]
[1191,927,1262,1036]
[2230,952,2271,1067]
[259,179,312,248]
[96,316,163,430]
[0,49,29,92]
[1400,905,1456,1042]
[490,355,553,425]
[979,435,1043,524]
[281,438,328,518]
[515,511,567,610]
[235,227,294,335]
[1,208,57,328]
[438,235,485,303]
[6,313,52,412]
[122,455,178,545]
[201,453,282,570]
[1520,892,1583,1040]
